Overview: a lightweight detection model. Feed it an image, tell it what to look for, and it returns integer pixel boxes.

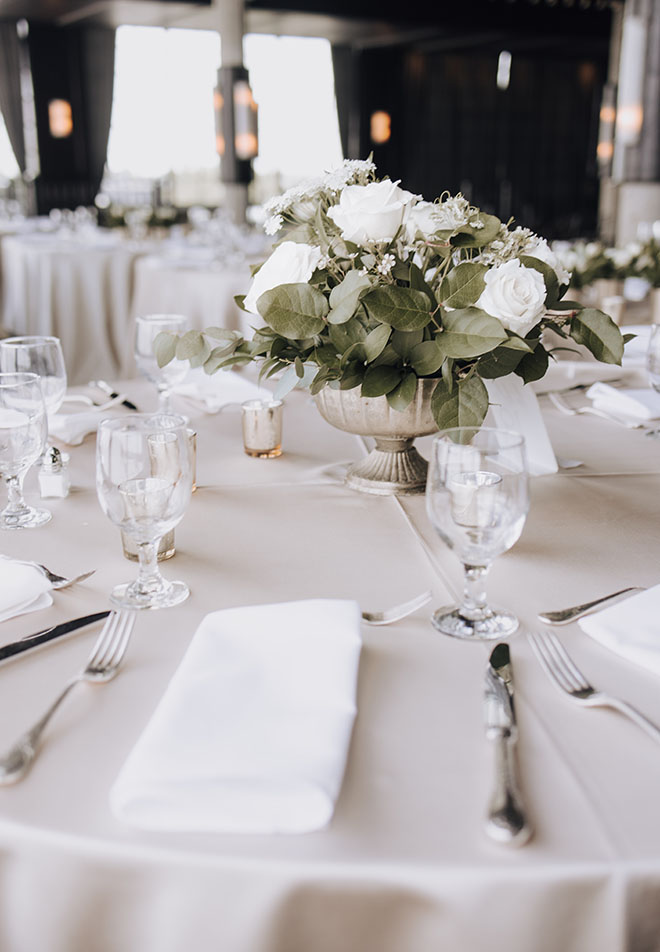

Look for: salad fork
[0,611,136,784]
[32,563,95,590]
[528,629,660,745]
[548,392,646,429]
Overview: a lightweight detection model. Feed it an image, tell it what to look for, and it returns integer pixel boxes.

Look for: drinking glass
[96,414,193,609]
[0,372,50,528]
[426,427,529,640]
[135,314,188,412]
[0,336,67,426]
[647,324,660,394]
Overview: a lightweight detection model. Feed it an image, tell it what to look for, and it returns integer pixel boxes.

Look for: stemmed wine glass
[0,372,50,528]
[426,427,529,640]
[134,314,188,412]
[96,414,193,609]
[0,336,67,452]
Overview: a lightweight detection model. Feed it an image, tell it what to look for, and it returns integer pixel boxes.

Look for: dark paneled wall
[338,32,610,238]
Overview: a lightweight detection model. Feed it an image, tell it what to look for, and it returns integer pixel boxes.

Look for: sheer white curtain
[0,113,19,179]
[106,26,342,185]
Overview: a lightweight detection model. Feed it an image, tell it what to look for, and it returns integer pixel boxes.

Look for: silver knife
[0,611,111,665]
[484,642,532,846]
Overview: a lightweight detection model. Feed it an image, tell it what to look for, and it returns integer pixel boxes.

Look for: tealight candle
[241,399,283,458]
[448,470,502,528]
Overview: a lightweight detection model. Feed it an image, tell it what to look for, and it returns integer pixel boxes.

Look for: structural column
[217,0,249,224]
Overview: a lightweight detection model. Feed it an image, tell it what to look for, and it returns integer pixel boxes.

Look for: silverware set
[0,611,135,784]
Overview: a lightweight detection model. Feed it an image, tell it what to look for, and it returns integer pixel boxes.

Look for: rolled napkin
[586,382,660,421]
[0,559,52,622]
[579,586,660,678]
[174,367,272,413]
[110,599,362,833]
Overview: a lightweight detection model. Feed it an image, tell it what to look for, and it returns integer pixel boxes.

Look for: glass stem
[135,540,165,594]
[460,563,491,620]
[4,473,28,516]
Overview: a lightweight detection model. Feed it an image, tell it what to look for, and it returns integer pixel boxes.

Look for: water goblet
[0,336,67,427]
[134,314,188,412]
[426,427,529,640]
[96,414,193,609]
[0,372,50,528]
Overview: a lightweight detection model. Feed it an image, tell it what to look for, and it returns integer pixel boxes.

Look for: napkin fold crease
[578,585,660,678]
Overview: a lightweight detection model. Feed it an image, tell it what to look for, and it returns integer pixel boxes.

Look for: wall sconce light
[48,98,73,138]
[496,51,512,91]
[370,111,391,144]
[597,82,616,172]
[214,66,258,184]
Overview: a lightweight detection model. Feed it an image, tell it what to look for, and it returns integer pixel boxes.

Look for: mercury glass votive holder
[241,399,283,458]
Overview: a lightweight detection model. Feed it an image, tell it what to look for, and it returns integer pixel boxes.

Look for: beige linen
[0,379,659,951]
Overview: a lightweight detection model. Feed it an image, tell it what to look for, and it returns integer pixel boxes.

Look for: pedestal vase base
[346,438,428,495]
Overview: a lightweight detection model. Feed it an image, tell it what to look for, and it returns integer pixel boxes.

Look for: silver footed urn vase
[314,379,439,495]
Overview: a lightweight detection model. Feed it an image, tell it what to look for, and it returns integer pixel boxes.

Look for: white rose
[406,201,439,241]
[243,241,324,315]
[525,237,571,287]
[476,259,547,336]
[327,180,416,244]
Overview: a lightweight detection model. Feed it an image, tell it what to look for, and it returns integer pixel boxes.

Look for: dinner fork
[361,590,433,625]
[528,629,660,745]
[0,611,136,784]
[548,391,645,429]
[34,564,96,590]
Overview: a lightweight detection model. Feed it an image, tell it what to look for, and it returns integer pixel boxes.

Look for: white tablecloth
[0,375,659,951]
[1,232,149,384]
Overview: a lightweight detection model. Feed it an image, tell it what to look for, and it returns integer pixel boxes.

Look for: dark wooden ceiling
[0,0,615,44]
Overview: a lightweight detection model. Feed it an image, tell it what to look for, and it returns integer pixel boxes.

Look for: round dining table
[0,371,659,952]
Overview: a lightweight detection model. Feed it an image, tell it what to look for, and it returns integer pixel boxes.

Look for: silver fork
[361,590,432,625]
[528,629,660,745]
[0,611,136,784]
[548,391,645,429]
[34,564,96,590]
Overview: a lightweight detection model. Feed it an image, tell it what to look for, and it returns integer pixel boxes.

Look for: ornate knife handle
[485,729,532,846]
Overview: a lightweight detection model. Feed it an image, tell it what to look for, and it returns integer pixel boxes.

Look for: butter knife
[90,379,139,412]
[0,611,111,665]
[484,642,532,846]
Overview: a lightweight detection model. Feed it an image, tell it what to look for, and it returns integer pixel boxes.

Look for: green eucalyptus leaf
[204,327,241,341]
[391,328,425,359]
[440,308,508,357]
[450,212,502,248]
[327,271,372,325]
[234,294,248,313]
[514,341,549,383]
[570,308,624,365]
[409,262,437,307]
[361,365,402,397]
[363,323,392,362]
[154,331,177,368]
[175,330,205,361]
[477,345,526,378]
[363,286,431,331]
[386,372,418,411]
[430,374,489,429]
[409,339,445,375]
[329,320,367,352]
[272,364,299,400]
[257,283,328,339]
[294,356,305,378]
[439,262,488,309]
[500,333,533,353]
[520,254,559,307]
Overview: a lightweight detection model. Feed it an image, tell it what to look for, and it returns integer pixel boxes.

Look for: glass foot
[431,604,519,640]
[0,506,52,529]
[110,578,189,611]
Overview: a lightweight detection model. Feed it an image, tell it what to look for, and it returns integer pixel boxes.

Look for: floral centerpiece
[157,160,625,491]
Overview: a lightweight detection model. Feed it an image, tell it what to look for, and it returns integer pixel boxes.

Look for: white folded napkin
[175,367,271,412]
[586,382,660,420]
[110,599,362,833]
[0,559,52,622]
[50,410,124,445]
[532,360,624,395]
[579,585,660,678]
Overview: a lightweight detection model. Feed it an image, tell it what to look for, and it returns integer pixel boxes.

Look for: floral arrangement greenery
[632,238,660,288]
[554,239,642,290]
[156,159,625,430]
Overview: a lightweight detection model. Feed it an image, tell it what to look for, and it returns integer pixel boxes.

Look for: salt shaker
[38,446,71,498]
